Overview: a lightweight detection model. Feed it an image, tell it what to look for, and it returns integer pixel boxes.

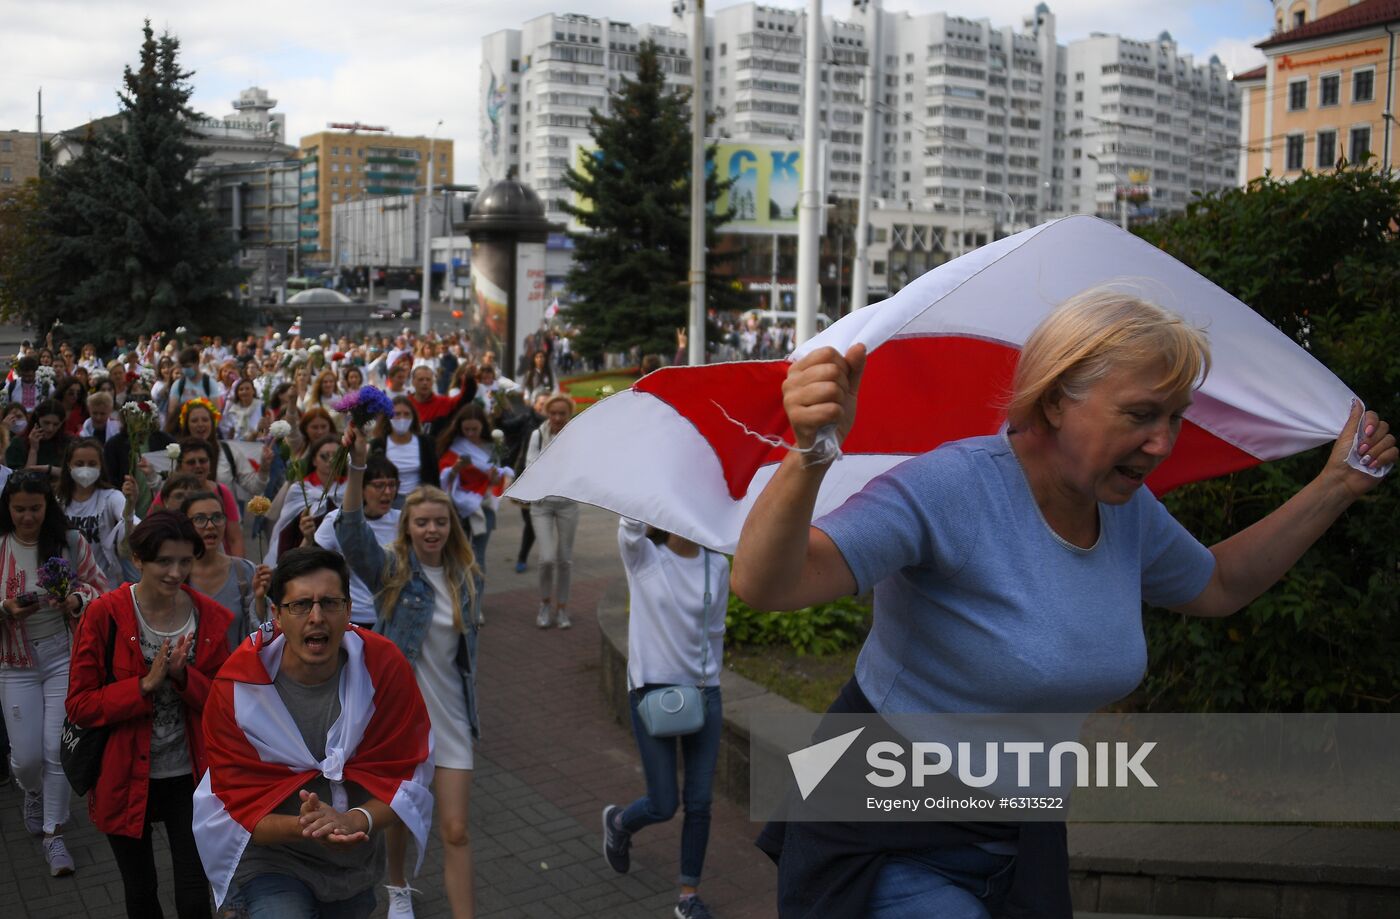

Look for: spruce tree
[562,40,741,362]
[27,22,244,341]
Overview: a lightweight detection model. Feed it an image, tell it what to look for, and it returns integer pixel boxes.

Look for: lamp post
[1086,153,1128,231]
[419,119,443,335]
[979,186,1020,238]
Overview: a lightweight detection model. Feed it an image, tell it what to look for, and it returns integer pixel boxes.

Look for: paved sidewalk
[0,505,779,919]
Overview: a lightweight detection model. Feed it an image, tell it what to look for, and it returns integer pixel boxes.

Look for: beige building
[1236,0,1399,181]
[0,131,42,187]
[297,129,453,266]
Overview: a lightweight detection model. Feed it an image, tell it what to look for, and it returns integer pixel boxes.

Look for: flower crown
[180,396,221,429]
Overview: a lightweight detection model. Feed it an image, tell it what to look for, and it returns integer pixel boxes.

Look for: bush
[1135,163,1400,713]
[725,593,871,656]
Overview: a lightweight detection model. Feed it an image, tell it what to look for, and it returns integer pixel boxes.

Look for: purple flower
[37,557,76,602]
[333,385,395,429]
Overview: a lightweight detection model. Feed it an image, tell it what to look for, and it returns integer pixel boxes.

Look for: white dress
[416,564,473,770]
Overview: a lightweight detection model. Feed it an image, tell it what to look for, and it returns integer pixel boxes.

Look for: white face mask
[8,419,26,434]
[70,466,101,487]
[390,417,413,435]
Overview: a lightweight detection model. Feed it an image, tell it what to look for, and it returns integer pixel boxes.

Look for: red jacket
[66,583,233,838]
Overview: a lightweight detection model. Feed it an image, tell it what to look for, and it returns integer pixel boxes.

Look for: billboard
[569,139,818,235]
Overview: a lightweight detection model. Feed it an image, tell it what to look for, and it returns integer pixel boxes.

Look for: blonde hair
[543,393,574,417]
[377,485,477,631]
[1007,288,1211,431]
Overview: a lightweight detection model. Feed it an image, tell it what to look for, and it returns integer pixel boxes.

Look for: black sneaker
[601,804,631,874]
[674,895,714,919]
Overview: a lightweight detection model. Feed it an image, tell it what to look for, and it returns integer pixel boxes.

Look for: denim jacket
[335,507,480,738]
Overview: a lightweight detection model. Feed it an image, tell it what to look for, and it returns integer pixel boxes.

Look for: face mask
[8,419,26,434]
[390,417,413,436]
[70,466,101,487]
[183,367,199,380]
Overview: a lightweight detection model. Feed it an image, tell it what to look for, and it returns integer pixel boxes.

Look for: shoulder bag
[636,549,714,738]
[60,614,118,796]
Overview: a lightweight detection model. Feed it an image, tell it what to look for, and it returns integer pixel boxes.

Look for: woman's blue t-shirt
[814,433,1215,714]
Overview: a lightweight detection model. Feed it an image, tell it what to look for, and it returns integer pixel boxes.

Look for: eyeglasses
[189,512,227,528]
[277,596,350,617]
[366,479,398,492]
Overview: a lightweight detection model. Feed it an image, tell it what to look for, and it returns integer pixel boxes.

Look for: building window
[0,166,11,183]
[1319,74,1340,107]
[331,146,339,155]
[1287,79,1307,111]
[872,260,886,276]
[1316,130,1336,168]
[1353,68,1375,103]
[1284,134,1304,171]
[511,58,519,72]
[331,192,340,201]
[1350,126,1371,160]
[0,139,10,152]
[720,42,726,55]
[1293,10,1305,28]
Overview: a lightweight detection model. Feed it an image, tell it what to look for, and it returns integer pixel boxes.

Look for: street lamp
[420,119,443,335]
[979,186,1020,238]
[1086,153,1128,232]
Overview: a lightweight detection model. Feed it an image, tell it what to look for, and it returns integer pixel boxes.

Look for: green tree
[561,40,741,361]
[1135,163,1400,712]
[2,22,245,341]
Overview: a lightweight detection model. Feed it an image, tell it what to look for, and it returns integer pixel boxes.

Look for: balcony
[366,185,415,196]
[299,228,319,238]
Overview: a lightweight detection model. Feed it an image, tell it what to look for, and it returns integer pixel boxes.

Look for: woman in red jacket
[66,511,232,919]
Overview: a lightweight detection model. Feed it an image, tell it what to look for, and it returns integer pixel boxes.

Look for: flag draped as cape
[507,216,1377,552]
[193,625,435,906]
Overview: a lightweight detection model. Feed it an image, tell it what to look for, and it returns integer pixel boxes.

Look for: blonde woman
[737,291,1396,916]
[525,394,579,629]
[299,369,343,427]
[335,428,480,919]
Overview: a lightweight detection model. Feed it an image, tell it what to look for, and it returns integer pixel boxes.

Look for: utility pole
[36,88,43,175]
[795,0,823,344]
[686,0,707,365]
[419,120,442,335]
[850,0,880,312]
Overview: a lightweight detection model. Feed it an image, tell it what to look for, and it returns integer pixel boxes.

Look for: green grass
[725,644,861,713]
[560,373,638,402]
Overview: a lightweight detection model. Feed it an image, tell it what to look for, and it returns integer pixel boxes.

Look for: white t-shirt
[617,519,728,691]
[385,437,421,494]
[314,507,401,626]
[63,488,132,588]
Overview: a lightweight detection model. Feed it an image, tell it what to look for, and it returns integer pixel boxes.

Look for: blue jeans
[866,845,1017,918]
[620,685,722,886]
[237,875,376,919]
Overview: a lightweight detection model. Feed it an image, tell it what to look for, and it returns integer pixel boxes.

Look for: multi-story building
[1236,0,1398,182]
[1065,33,1239,222]
[297,129,453,266]
[200,158,303,302]
[479,13,692,219]
[0,131,43,186]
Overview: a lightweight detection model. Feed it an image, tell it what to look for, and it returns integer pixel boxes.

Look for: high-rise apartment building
[479,13,693,219]
[481,3,1241,295]
[0,130,43,187]
[1065,33,1239,222]
[297,129,453,265]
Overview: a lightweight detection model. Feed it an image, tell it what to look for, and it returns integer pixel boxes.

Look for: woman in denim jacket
[335,427,480,919]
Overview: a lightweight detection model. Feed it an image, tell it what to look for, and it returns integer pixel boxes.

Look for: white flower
[175,326,188,335]
[319,333,330,343]
[269,420,292,440]
[309,344,323,353]
[165,443,182,461]
[491,429,506,444]
[272,332,283,341]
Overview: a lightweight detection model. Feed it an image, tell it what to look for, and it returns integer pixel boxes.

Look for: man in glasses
[303,453,401,629]
[194,547,434,919]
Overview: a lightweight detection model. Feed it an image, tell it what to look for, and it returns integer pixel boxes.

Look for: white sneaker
[23,789,42,835]
[536,602,552,628]
[555,608,571,630]
[385,884,419,919]
[43,834,75,877]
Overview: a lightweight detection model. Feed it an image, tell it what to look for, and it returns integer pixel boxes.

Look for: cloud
[2,0,1265,184]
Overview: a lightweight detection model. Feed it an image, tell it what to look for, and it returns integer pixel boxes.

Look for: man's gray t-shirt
[232,653,386,903]
[815,433,1216,715]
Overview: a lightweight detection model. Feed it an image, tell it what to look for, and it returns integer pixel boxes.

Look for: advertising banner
[514,242,548,374]
[569,139,817,235]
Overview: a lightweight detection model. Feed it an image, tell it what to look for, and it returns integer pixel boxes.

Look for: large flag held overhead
[507,216,1374,552]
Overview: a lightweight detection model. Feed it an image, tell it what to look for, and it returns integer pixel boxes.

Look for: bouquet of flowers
[120,398,160,482]
[324,386,396,512]
[491,428,508,466]
[35,365,56,390]
[37,557,76,605]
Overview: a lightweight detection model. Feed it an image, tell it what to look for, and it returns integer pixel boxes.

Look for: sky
[1,0,1270,183]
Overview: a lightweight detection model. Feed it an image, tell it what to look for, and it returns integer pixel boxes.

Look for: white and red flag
[507,216,1379,552]
[193,625,435,906]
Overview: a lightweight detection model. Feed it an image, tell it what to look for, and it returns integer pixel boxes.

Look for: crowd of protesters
[0,322,634,919]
